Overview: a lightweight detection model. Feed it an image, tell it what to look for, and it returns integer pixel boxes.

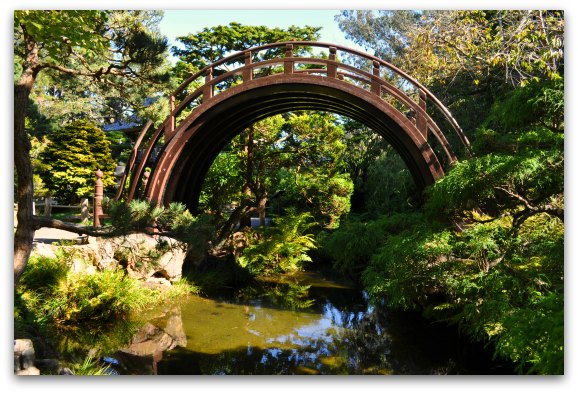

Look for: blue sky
[158,9,368,62]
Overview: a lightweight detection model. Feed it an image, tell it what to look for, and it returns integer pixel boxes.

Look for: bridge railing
[169,42,471,154]
[118,41,472,202]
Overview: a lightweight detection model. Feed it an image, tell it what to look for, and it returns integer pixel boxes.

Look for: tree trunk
[239,126,255,229]
[258,191,268,227]
[215,205,257,249]
[13,39,39,286]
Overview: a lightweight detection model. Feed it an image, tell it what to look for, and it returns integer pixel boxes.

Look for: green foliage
[359,210,563,374]
[15,248,201,359]
[18,254,69,297]
[15,10,172,127]
[103,199,215,250]
[481,78,564,134]
[320,212,423,276]
[19,257,156,326]
[200,112,354,234]
[54,269,150,324]
[70,355,113,376]
[425,149,563,221]
[265,279,315,310]
[320,66,564,373]
[337,11,563,137]
[236,211,317,276]
[172,22,320,80]
[288,172,354,229]
[199,151,243,213]
[38,120,117,204]
[426,80,564,230]
[360,146,417,215]
[14,10,108,61]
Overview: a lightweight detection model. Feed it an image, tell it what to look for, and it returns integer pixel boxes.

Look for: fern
[235,210,317,275]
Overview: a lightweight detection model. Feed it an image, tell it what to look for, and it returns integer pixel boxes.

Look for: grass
[14,249,201,373]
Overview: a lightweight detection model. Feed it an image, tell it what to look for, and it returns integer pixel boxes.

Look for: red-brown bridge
[115,41,471,211]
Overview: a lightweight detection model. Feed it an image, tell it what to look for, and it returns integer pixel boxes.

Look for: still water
[109,270,512,375]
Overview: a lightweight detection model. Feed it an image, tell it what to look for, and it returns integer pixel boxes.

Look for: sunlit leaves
[38,120,116,204]
[236,211,317,275]
[15,10,172,128]
[172,22,321,81]
[14,10,108,62]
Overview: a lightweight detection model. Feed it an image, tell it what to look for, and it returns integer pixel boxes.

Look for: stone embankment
[15,231,192,375]
[14,339,72,375]
[32,232,189,284]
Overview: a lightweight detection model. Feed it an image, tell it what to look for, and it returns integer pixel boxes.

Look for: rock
[31,242,57,259]
[151,243,186,281]
[71,257,97,275]
[95,234,187,282]
[35,358,62,374]
[122,323,175,356]
[21,347,35,369]
[14,353,21,372]
[15,367,40,375]
[162,312,187,349]
[142,277,172,291]
[31,233,189,283]
[58,367,74,375]
[14,339,35,371]
[121,309,187,357]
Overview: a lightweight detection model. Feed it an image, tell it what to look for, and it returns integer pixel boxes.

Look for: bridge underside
[146,75,444,212]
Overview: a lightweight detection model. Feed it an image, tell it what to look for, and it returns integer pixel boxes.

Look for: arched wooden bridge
[115,41,471,211]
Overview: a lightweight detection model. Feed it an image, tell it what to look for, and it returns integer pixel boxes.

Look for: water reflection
[104,270,512,375]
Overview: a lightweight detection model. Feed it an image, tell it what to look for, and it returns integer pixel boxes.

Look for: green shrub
[320,212,424,276]
[53,268,156,324]
[236,210,317,275]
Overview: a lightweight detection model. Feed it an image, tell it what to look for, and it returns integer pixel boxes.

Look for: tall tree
[336,10,564,134]
[172,22,321,81]
[335,10,423,62]
[14,10,170,285]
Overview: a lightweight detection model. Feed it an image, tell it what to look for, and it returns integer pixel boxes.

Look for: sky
[158,9,368,62]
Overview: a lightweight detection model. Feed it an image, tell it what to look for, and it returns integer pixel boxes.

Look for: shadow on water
[101,269,515,375]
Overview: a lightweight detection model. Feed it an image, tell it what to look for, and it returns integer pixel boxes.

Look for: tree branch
[494,185,536,211]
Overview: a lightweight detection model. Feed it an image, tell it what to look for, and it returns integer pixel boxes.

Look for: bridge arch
[117,42,471,211]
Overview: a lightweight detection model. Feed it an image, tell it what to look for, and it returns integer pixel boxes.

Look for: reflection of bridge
[116,41,471,211]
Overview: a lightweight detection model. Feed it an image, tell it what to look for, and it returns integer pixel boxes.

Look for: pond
[102,269,514,375]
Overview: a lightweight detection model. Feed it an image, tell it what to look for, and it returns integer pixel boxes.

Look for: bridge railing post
[243,51,252,81]
[328,46,337,78]
[371,60,381,95]
[284,44,294,74]
[203,67,213,101]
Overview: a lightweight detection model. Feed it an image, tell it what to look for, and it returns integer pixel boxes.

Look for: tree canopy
[325,9,564,374]
[172,22,321,80]
[14,10,172,285]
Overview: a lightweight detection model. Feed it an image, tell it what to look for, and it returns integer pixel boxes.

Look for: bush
[320,212,425,276]
[236,210,317,275]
